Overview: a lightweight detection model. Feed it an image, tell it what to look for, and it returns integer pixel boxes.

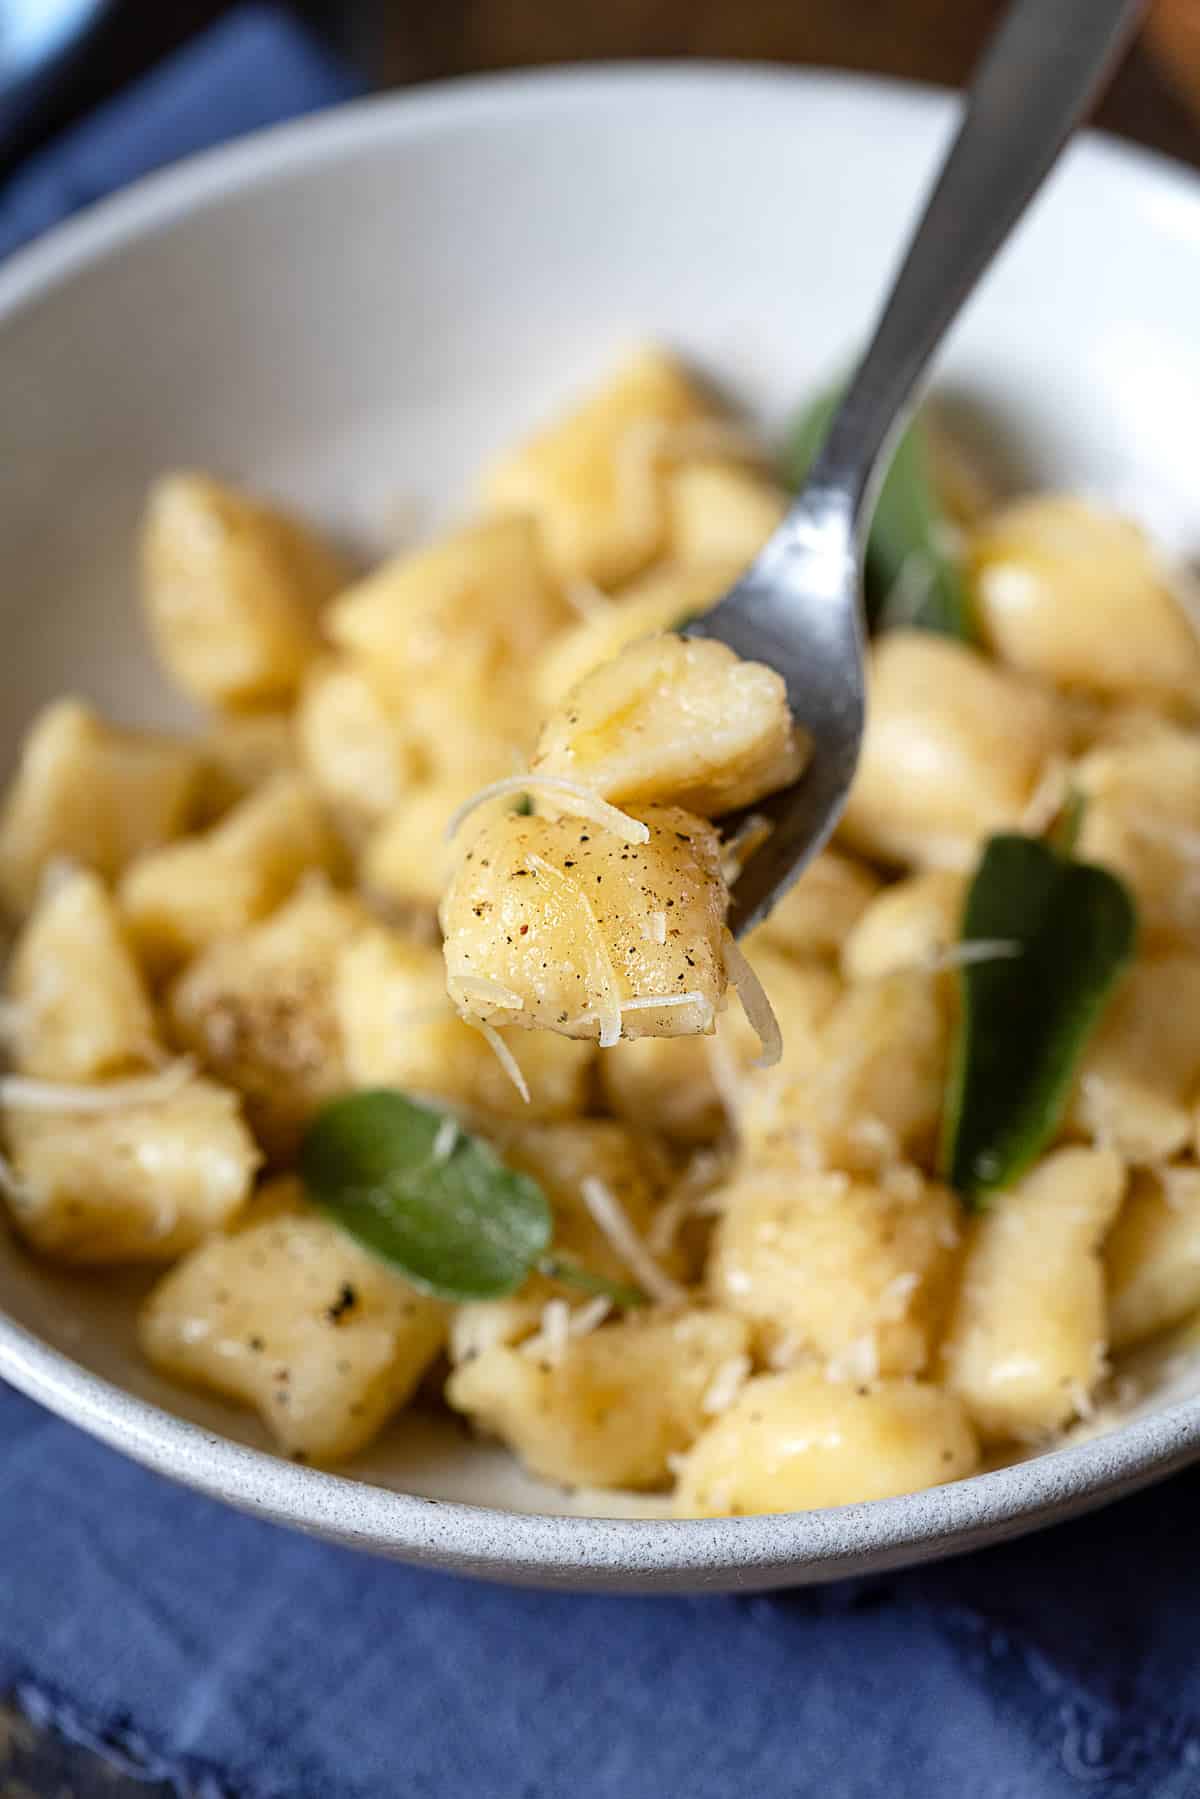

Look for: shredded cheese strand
[880,549,937,631]
[721,931,782,1068]
[469,1020,531,1105]
[450,974,525,1011]
[919,939,1023,975]
[579,1174,686,1307]
[645,1190,691,1257]
[1019,756,1070,836]
[719,813,772,884]
[0,1058,196,1114]
[703,1032,744,1126]
[566,990,714,1036]
[527,1298,571,1367]
[431,1116,460,1163]
[446,776,649,847]
[568,1297,612,1337]
[701,1353,752,1415]
[526,853,623,1048]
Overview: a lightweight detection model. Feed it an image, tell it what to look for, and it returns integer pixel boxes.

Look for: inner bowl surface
[1,64,1199,1590]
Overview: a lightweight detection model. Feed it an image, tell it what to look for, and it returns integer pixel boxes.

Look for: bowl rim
[3,60,1200,1584]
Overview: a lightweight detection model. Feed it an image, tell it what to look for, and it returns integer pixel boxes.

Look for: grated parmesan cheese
[431,1115,460,1163]
[568,1297,612,1337]
[936,1215,961,1250]
[878,1271,921,1323]
[449,973,526,1012]
[527,852,623,1047]
[0,1058,196,1115]
[845,1115,901,1164]
[468,1020,531,1105]
[529,1298,571,1368]
[1019,756,1070,836]
[701,1353,752,1415]
[881,550,938,633]
[640,911,668,946]
[880,1163,925,1205]
[579,1174,686,1306]
[702,1033,743,1128]
[1077,1073,1120,1153]
[825,1334,880,1386]
[446,775,649,847]
[721,931,782,1068]
[567,990,714,1039]
[1067,1379,1096,1423]
[719,813,772,885]
[918,939,1022,976]
[766,1331,802,1371]
[645,1191,691,1257]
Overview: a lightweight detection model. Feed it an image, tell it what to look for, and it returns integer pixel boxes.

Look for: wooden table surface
[3,3,1198,1793]
[366,0,1200,169]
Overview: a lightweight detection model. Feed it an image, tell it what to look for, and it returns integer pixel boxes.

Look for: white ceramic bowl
[2,65,1199,1592]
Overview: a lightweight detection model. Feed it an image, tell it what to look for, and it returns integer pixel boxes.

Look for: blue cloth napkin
[0,3,360,260]
[2,12,1199,1797]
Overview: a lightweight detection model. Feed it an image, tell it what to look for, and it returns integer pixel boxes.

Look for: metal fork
[688,0,1146,938]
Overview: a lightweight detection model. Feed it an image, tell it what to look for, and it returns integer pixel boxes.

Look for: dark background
[7,0,1200,174]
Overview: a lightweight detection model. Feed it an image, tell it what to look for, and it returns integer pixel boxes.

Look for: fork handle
[808,0,1146,520]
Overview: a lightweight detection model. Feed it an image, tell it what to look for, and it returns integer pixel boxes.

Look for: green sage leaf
[941,835,1137,1205]
[783,383,975,642]
[300,1090,552,1301]
[538,1254,646,1310]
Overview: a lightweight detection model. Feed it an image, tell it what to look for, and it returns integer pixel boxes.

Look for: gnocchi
[141,1182,447,1462]
[707,1158,958,1376]
[441,805,728,1043]
[166,879,364,1159]
[840,632,1066,870]
[1106,1167,1200,1352]
[532,632,807,817]
[8,865,158,1081]
[447,1307,751,1490]
[141,472,346,709]
[970,494,1200,705]
[335,925,593,1123]
[942,1148,1125,1443]
[0,700,202,916]
[120,773,344,974]
[481,346,718,585]
[675,1370,979,1515]
[3,349,1199,1519]
[4,1075,259,1263]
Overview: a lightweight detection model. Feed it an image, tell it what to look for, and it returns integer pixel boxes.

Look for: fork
[687,0,1146,938]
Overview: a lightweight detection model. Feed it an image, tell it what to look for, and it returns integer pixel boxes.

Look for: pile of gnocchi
[1,346,1199,1518]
